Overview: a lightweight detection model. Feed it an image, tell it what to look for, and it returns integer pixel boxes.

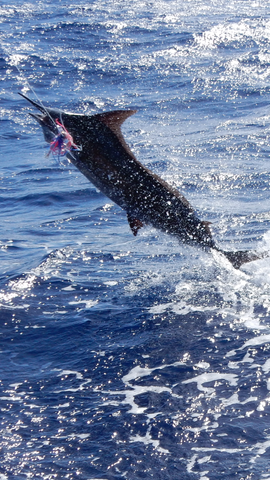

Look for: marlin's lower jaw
[29,113,58,143]
[18,92,68,143]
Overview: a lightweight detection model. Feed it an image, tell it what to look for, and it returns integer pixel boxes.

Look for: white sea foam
[182,372,238,394]
[100,360,186,452]
[52,369,92,393]
[56,370,84,380]
[192,447,244,453]
[120,362,184,415]
[62,285,76,291]
[240,334,270,350]
[69,299,99,309]
[130,430,169,454]
[221,393,257,407]
[262,358,270,374]
[187,453,211,480]
[122,361,185,384]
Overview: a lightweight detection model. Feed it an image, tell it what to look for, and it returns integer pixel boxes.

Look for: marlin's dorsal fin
[96,110,137,130]
[95,110,137,159]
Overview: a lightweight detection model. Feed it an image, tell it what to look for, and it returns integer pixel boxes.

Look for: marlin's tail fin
[221,249,268,269]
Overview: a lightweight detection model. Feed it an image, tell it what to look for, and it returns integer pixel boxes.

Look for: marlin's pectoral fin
[127,214,144,236]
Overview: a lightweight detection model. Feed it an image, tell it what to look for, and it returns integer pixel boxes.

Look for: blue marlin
[20,93,263,269]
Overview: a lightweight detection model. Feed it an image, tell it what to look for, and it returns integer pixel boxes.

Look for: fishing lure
[47,119,80,158]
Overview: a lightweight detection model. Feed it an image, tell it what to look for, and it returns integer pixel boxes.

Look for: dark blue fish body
[20,93,263,268]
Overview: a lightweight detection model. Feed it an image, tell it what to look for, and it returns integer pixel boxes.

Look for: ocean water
[1,0,270,478]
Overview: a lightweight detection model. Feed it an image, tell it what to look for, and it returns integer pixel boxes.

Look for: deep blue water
[1,1,270,479]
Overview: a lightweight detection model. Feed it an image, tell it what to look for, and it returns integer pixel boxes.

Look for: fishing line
[1,42,57,127]
[13,59,58,129]
[2,45,60,130]
[3,46,82,161]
